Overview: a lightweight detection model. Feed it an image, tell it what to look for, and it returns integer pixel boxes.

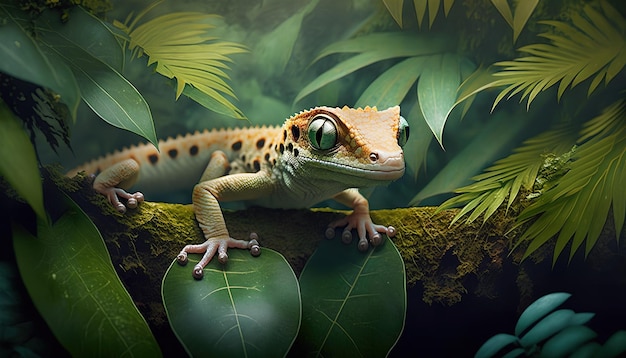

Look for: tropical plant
[475,292,626,358]
[437,1,626,264]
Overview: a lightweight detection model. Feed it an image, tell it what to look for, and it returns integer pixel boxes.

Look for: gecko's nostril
[369,152,379,162]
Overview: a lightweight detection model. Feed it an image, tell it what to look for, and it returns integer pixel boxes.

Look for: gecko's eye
[397,116,410,147]
[308,114,337,150]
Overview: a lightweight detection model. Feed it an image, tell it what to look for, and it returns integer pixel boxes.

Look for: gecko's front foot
[176,233,261,279]
[98,187,144,213]
[325,212,396,252]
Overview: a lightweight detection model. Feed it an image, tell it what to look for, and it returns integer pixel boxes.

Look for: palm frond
[490,1,626,110]
[514,99,626,264]
[438,125,578,225]
[117,12,247,119]
[383,0,454,28]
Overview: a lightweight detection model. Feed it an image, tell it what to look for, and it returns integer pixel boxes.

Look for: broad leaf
[519,309,575,347]
[296,237,406,357]
[0,4,80,120]
[37,21,158,148]
[417,53,463,146]
[121,12,247,119]
[162,249,300,357]
[0,101,45,219]
[12,192,161,357]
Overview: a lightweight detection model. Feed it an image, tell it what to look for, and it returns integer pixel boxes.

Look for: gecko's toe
[341,229,353,244]
[387,226,396,237]
[248,239,261,257]
[358,237,369,252]
[176,251,188,266]
[325,227,335,239]
[193,265,204,279]
[370,232,382,246]
[115,203,127,213]
[218,252,228,264]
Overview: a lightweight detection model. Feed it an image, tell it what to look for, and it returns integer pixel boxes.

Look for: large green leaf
[417,53,464,146]
[162,249,300,357]
[0,101,45,219]
[0,4,80,120]
[11,192,161,357]
[296,237,405,357]
[474,333,520,358]
[37,17,158,148]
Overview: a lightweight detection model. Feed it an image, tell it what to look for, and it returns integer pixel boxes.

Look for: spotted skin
[68,106,408,279]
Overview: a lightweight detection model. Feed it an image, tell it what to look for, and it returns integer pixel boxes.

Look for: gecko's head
[281,105,408,184]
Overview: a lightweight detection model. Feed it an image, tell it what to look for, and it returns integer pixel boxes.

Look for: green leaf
[490,0,513,28]
[475,333,519,358]
[0,4,80,120]
[296,237,406,357]
[0,101,45,220]
[520,309,575,347]
[541,325,597,358]
[11,192,161,357]
[356,56,426,109]
[402,102,433,178]
[417,53,462,146]
[515,292,571,337]
[122,12,247,119]
[38,25,158,148]
[162,249,300,357]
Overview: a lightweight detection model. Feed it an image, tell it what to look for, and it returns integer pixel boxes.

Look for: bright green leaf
[417,53,462,146]
[162,249,301,357]
[11,192,161,357]
[490,0,513,28]
[296,237,406,357]
[0,4,80,121]
[515,292,571,337]
[402,102,433,179]
[0,101,45,220]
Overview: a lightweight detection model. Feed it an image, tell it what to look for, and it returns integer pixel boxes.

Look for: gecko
[68,105,409,279]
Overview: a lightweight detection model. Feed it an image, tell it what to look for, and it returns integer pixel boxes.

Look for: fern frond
[437,125,577,225]
[490,1,626,110]
[514,99,626,264]
[119,12,247,119]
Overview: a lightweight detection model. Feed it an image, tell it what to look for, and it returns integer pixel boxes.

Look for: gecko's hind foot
[99,187,144,213]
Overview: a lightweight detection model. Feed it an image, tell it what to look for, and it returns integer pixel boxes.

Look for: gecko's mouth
[304,156,405,182]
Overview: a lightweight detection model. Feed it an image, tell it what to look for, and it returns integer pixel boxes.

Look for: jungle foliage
[2,0,626,356]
